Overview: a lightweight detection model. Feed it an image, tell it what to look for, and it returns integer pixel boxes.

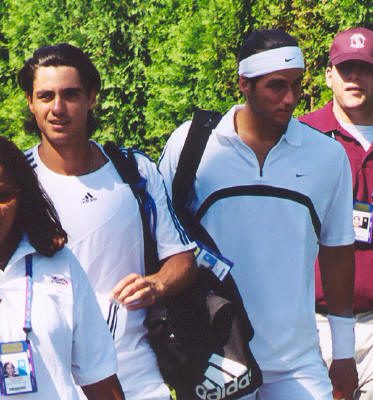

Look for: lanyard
[23,254,33,340]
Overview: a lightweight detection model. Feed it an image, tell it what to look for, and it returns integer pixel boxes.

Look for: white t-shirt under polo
[159,105,354,373]
[26,143,195,399]
[339,120,373,152]
[0,238,117,399]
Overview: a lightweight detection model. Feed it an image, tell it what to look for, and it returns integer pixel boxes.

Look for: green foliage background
[1,0,373,159]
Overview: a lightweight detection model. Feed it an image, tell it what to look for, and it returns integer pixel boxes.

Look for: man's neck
[38,137,105,176]
[235,106,286,168]
[333,99,373,126]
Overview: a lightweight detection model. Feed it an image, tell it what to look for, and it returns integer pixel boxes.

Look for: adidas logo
[195,354,252,400]
[81,192,97,204]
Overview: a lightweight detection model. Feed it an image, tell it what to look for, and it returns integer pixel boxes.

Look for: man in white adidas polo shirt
[17,43,197,400]
[159,29,358,399]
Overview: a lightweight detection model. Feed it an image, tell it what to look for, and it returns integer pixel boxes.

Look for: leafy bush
[1,0,373,158]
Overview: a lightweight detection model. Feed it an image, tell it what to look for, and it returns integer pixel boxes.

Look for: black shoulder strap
[169,113,252,332]
[171,110,222,252]
[172,110,222,207]
[103,141,160,275]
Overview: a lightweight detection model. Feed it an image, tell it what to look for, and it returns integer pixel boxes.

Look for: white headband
[238,46,304,78]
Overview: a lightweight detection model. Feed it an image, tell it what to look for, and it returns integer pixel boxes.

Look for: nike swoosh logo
[285,57,295,62]
[296,173,306,177]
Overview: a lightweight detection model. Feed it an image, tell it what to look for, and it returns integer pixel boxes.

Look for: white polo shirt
[0,238,117,399]
[25,143,195,399]
[159,105,354,372]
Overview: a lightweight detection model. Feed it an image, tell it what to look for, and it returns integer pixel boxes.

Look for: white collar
[7,236,36,267]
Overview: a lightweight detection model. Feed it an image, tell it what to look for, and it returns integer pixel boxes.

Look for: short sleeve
[319,149,355,246]
[69,252,118,386]
[135,149,196,260]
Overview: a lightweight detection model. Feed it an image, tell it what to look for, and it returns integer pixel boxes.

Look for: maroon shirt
[300,101,373,313]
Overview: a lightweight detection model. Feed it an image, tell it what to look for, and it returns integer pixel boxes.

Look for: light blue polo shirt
[159,105,354,373]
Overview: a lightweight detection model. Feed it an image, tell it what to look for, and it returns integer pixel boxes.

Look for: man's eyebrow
[267,78,287,84]
[35,89,53,95]
[62,87,84,93]
[35,87,84,94]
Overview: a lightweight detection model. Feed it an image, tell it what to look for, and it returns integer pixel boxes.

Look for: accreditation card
[0,340,37,396]
[353,201,373,243]
[194,240,233,282]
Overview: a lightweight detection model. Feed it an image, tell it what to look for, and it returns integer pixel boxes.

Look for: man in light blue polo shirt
[159,29,358,399]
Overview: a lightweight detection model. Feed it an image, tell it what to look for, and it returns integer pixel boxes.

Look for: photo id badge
[0,341,37,396]
[353,201,373,243]
[194,240,233,282]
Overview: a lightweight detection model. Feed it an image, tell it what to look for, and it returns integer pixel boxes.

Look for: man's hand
[329,358,358,400]
[110,250,197,311]
[110,273,159,311]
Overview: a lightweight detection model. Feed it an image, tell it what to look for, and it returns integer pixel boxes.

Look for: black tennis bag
[146,279,261,400]
[104,131,262,400]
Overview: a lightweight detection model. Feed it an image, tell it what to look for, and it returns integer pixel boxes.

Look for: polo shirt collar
[303,101,354,140]
[284,117,303,147]
[311,101,339,132]
[306,100,366,143]
[7,236,36,267]
[214,104,303,147]
[325,101,360,141]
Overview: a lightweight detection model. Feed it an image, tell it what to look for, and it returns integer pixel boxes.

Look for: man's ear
[88,89,97,110]
[26,94,34,114]
[238,76,252,97]
[325,66,333,89]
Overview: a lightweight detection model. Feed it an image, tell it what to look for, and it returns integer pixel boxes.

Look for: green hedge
[1,0,372,158]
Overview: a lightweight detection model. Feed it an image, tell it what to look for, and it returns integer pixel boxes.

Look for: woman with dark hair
[0,136,124,399]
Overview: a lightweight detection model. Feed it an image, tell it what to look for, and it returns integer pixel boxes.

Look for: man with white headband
[159,29,358,399]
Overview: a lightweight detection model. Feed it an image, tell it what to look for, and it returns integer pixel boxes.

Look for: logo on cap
[350,33,366,49]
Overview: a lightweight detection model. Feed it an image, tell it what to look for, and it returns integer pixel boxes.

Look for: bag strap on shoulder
[170,112,254,335]
[172,110,222,208]
[103,141,160,275]
[171,110,222,253]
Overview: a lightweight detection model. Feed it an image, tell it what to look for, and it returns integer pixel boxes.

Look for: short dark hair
[18,43,101,137]
[0,136,67,256]
[238,29,299,62]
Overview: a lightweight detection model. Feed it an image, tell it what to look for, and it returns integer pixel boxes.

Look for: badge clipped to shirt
[353,201,373,243]
[194,240,233,282]
[0,340,37,396]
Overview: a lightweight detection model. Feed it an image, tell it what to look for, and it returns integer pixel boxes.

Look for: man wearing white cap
[300,27,373,400]
[159,29,358,399]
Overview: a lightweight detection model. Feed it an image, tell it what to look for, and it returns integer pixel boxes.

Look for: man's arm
[81,374,125,399]
[110,250,197,310]
[318,243,358,400]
